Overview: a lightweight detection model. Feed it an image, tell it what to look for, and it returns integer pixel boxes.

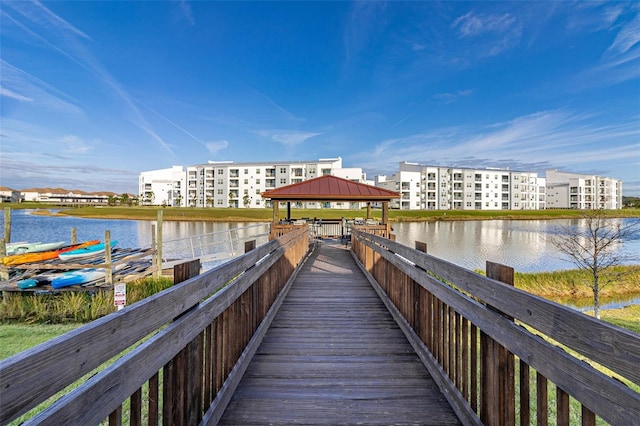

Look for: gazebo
[261,175,400,237]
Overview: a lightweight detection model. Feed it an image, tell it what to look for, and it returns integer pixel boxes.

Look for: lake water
[1,210,638,273]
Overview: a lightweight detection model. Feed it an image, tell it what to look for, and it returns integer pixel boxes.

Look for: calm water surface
[2,210,638,273]
[393,219,639,272]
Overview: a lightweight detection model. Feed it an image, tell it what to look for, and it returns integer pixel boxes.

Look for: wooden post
[104,230,113,285]
[273,201,279,223]
[366,202,371,220]
[71,227,77,245]
[286,202,291,221]
[3,207,10,244]
[151,223,157,276]
[481,261,516,426]
[155,210,163,278]
[244,240,256,253]
[415,241,427,253]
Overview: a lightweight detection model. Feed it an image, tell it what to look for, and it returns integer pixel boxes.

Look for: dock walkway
[219,241,461,425]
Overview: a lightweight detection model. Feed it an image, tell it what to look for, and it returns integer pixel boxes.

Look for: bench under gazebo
[261,175,400,239]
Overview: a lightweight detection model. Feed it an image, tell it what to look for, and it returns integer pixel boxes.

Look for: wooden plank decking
[219,241,461,425]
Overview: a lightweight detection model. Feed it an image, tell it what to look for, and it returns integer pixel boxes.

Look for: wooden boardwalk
[219,241,461,425]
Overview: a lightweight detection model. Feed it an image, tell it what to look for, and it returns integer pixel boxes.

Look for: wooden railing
[0,226,309,425]
[351,229,640,426]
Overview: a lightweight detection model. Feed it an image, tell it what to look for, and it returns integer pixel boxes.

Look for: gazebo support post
[366,202,371,220]
[273,201,280,223]
[287,201,291,221]
[382,201,390,237]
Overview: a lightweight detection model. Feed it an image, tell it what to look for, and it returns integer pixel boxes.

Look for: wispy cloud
[451,11,522,57]
[606,12,640,56]
[432,89,474,103]
[0,60,82,114]
[206,140,229,155]
[176,0,195,26]
[452,12,517,38]
[0,87,33,102]
[60,134,94,154]
[255,130,322,146]
[355,110,640,177]
[2,1,178,159]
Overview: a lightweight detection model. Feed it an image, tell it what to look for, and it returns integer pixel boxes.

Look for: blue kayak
[51,269,106,289]
[58,241,118,261]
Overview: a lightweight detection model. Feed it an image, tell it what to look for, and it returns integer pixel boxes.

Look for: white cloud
[0,60,82,114]
[256,130,322,146]
[60,135,93,154]
[355,110,640,176]
[607,13,640,56]
[177,0,195,26]
[452,12,517,38]
[432,89,474,103]
[0,86,33,102]
[206,140,229,155]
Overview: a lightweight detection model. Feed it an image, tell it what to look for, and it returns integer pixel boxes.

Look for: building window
[255,189,261,194]
[217,199,223,205]
[280,178,287,184]
[256,179,260,184]
[217,179,223,185]
[321,168,331,175]
[217,189,223,195]
[244,179,249,184]
[279,167,287,173]
[256,168,260,174]
[244,169,248,174]
[217,169,224,175]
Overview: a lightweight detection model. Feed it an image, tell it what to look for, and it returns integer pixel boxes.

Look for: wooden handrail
[0,226,309,425]
[351,228,640,425]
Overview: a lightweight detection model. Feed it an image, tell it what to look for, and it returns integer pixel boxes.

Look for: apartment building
[138,166,186,207]
[545,170,622,209]
[185,157,375,209]
[376,162,546,210]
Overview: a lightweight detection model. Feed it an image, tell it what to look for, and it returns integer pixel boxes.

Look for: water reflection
[392,219,639,272]
[2,211,638,273]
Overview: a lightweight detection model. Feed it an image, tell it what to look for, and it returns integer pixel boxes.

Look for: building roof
[261,175,400,202]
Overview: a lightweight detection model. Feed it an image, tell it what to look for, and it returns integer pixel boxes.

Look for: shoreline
[20,206,640,223]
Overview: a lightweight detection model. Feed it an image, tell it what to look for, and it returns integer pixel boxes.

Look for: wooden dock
[219,241,461,425]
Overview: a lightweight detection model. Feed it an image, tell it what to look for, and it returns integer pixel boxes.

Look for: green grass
[0,323,81,359]
[9,204,640,223]
[0,277,174,324]
[598,304,640,333]
[514,266,640,300]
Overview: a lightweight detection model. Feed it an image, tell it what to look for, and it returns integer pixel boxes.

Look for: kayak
[58,241,118,261]
[50,262,127,288]
[17,273,59,289]
[6,241,42,255]
[22,241,66,253]
[3,240,100,266]
[51,269,106,289]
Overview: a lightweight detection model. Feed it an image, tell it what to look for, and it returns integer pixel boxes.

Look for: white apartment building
[545,170,622,209]
[139,166,186,207]
[376,162,546,210]
[179,157,369,209]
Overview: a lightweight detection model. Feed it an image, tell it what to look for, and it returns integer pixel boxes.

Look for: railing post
[481,261,515,426]
[165,259,202,424]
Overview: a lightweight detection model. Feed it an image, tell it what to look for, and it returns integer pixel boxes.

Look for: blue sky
[1,1,639,195]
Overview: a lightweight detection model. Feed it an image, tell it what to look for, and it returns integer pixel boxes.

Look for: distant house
[18,188,115,204]
[0,186,22,203]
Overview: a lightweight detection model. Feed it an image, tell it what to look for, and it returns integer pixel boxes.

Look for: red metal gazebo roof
[261,175,399,202]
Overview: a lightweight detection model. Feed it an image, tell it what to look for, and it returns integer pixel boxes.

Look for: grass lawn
[7,203,640,222]
[0,323,81,360]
